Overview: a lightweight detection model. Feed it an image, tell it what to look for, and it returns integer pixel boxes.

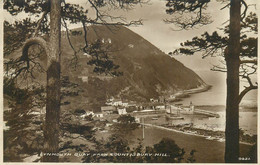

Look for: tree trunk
[43,0,61,162]
[225,0,241,163]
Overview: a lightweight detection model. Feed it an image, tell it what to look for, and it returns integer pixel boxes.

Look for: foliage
[86,39,123,76]
[170,10,258,104]
[171,12,257,59]
[165,0,257,162]
[3,75,97,162]
[165,0,211,29]
[145,138,185,163]
[3,0,144,161]
[83,115,140,162]
[117,114,136,123]
[111,115,139,136]
[4,0,143,77]
[186,149,196,163]
[246,143,257,163]
[4,20,36,56]
[4,78,45,162]
[83,136,194,163]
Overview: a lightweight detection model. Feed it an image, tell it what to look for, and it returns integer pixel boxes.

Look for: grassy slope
[5,25,207,112]
[61,25,206,103]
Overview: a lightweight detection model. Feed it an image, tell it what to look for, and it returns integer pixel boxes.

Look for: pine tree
[165,0,257,162]
[4,0,143,162]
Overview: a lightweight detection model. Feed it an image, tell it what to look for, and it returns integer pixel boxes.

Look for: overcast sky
[65,0,256,71]
[3,0,257,71]
[114,0,257,71]
[124,0,230,71]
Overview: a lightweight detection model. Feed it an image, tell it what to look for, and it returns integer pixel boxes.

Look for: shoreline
[169,84,212,102]
[141,123,255,146]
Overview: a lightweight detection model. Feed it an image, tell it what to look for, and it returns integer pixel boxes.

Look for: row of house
[105,98,137,107]
[94,97,172,118]
[138,104,166,110]
[82,102,195,119]
[85,100,135,118]
[99,104,167,117]
[101,106,127,115]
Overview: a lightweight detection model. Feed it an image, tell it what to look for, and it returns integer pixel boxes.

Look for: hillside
[60,25,207,105]
[5,25,208,111]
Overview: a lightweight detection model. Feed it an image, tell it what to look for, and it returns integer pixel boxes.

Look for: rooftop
[101,106,116,111]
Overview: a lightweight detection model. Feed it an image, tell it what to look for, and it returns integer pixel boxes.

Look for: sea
[179,70,257,107]
[173,70,257,135]
[130,71,257,162]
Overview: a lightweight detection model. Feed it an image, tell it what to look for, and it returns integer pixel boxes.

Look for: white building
[117,108,127,115]
[101,106,117,114]
[105,102,113,105]
[135,117,140,123]
[112,100,122,106]
[150,98,159,103]
[128,44,134,48]
[121,102,129,107]
[86,111,94,116]
[155,105,165,110]
[168,105,180,114]
[112,119,118,123]
[169,95,176,99]
[106,123,113,127]
[80,111,94,118]
[83,53,92,58]
[94,112,104,118]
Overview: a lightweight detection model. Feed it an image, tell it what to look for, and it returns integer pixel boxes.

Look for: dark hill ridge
[60,25,207,102]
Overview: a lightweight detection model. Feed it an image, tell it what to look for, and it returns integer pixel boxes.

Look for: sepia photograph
[1,0,258,163]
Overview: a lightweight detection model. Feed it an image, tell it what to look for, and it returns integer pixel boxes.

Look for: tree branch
[210,65,227,73]
[22,37,49,67]
[87,0,102,21]
[240,59,257,64]
[165,0,211,29]
[62,11,142,27]
[33,11,49,37]
[82,21,88,52]
[238,64,257,104]
[241,0,248,22]
[238,85,257,104]
[220,3,230,10]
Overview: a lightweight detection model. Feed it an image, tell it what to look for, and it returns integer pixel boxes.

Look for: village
[81,95,220,124]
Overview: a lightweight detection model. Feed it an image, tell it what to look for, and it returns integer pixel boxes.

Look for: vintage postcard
[1,0,258,164]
